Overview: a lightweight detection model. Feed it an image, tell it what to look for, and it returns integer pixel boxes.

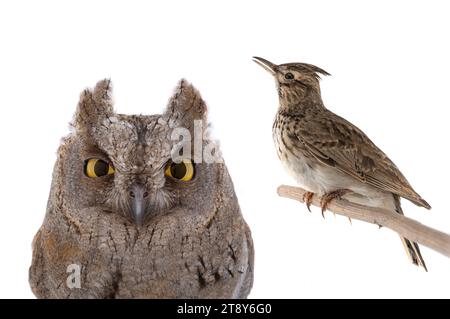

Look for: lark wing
[292,110,430,209]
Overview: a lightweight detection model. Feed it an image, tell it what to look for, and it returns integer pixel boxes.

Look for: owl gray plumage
[29,79,254,298]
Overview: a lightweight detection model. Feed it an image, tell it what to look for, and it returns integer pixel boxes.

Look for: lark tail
[400,237,427,271]
[393,194,427,271]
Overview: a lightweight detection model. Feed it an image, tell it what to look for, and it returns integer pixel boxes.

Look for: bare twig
[277,185,450,258]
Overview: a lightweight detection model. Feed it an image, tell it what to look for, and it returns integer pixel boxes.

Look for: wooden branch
[277,185,450,258]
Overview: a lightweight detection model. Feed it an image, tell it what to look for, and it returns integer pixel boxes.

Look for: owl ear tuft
[163,79,208,129]
[73,79,114,134]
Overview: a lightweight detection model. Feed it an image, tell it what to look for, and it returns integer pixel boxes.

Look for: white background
[0,0,449,298]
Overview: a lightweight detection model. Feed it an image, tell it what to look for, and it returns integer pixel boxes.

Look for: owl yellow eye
[165,159,195,182]
[84,159,115,178]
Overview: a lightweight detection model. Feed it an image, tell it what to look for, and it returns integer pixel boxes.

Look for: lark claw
[348,217,352,225]
[320,197,331,218]
[302,192,314,213]
[320,189,350,219]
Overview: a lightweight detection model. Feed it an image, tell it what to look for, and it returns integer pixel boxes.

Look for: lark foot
[320,189,350,218]
[302,191,314,212]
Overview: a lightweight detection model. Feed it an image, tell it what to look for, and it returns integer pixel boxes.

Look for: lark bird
[253,56,431,270]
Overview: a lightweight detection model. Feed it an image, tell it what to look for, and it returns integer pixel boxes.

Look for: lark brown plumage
[254,56,430,270]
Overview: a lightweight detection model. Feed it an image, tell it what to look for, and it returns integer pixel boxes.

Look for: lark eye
[165,159,195,182]
[84,159,115,178]
[284,72,294,80]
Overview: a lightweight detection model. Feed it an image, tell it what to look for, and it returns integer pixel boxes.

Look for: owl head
[58,79,223,226]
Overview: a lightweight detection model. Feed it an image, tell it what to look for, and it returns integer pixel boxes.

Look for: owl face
[61,79,219,226]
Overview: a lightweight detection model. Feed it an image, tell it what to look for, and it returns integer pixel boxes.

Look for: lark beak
[252,56,277,75]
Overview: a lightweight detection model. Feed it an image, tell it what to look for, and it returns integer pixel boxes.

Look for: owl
[29,79,254,298]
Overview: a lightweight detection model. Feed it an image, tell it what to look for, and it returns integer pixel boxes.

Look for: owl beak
[129,184,149,226]
[252,56,277,75]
